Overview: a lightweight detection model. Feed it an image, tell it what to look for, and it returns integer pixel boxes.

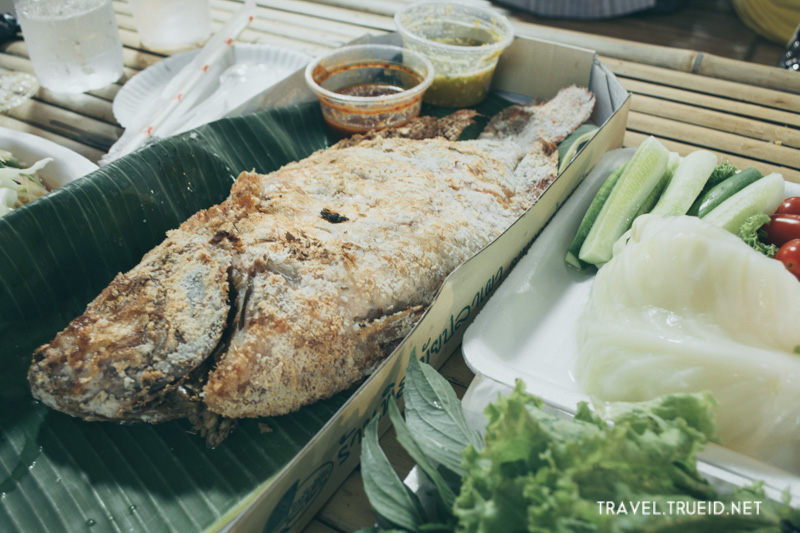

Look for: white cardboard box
[224,34,631,533]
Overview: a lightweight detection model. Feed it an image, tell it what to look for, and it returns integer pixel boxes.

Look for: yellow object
[731,0,800,44]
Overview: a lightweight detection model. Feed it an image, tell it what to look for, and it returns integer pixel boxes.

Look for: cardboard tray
[224,33,631,532]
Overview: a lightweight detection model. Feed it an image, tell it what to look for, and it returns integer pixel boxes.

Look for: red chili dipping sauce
[312,61,426,138]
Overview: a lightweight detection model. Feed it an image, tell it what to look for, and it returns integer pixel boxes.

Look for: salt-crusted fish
[29,85,595,443]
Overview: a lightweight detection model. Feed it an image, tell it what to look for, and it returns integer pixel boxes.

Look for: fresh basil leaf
[403,354,482,477]
[361,416,427,532]
[387,397,458,517]
[418,523,457,532]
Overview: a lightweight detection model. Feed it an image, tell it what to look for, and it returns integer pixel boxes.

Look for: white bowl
[0,127,98,191]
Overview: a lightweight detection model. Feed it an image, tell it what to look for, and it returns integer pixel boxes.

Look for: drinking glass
[128,0,211,53]
[14,0,124,94]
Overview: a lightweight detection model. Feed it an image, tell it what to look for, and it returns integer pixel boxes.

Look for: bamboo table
[1,1,798,532]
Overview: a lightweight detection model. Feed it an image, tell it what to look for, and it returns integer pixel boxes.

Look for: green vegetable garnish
[707,161,738,188]
[739,213,779,257]
[579,136,669,265]
[0,155,52,216]
[360,359,800,533]
[688,161,739,216]
[455,386,786,532]
[565,161,627,271]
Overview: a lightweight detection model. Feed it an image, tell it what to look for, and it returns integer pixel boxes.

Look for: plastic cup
[305,44,434,138]
[14,0,124,94]
[394,2,514,107]
[129,0,211,54]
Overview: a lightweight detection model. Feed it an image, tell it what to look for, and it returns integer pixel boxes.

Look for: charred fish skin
[28,204,241,422]
[28,85,595,433]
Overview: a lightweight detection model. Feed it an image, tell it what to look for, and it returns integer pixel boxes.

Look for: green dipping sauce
[420,33,501,107]
[430,36,487,47]
[423,66,496,108]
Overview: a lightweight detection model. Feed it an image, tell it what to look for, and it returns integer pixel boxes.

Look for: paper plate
[112,43,312,129]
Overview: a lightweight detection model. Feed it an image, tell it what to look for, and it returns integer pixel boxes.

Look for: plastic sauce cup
[394,2,514,108]
[305,44,434,138]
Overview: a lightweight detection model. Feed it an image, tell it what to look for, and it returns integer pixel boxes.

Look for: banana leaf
[0,95,511,532]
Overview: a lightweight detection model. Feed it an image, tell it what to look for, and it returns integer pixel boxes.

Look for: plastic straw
[101,0,257,165]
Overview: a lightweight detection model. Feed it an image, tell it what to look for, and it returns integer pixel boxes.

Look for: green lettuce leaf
[707,161,739,188]
[738,213,779,257]
[452,382,795,533]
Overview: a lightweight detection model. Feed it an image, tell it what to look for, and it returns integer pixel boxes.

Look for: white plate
[463,149,632,410]
[112,43,312,129]
[462,149,800,501]
[0,127,98,190]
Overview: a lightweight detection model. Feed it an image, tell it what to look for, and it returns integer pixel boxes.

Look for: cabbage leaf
[577,215,800,465]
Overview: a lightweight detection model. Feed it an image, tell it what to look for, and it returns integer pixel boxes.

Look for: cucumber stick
[579,136,669,265]
[649,150,717,217]
[633,152,678,219]
[633,170,670,218]
[565,162,627,270]
[558,124,598,174]
[692,167,764,218]
[702,173,786,234]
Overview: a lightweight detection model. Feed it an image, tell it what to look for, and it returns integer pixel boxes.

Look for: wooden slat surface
[630,93,800,149]
[600,56,800,111]
[620,78,800,129]
[0,2,798,533]
[0,0,793,183]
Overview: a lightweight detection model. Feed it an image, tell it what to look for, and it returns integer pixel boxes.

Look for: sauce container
[394,2,514,108]
[305,44,434,137]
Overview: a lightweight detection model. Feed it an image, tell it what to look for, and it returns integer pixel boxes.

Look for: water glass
[128,0,211,53]
[14,0,124,94]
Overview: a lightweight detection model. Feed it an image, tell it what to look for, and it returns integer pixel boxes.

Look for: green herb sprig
[359,357,800,532]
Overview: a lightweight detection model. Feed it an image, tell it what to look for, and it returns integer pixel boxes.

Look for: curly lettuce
[360,357,799,533]
[739,213,779,257]
[707,161,738,188]
[453,383,798,533]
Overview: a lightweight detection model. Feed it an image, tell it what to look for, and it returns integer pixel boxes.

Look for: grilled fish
[29,85,595,443]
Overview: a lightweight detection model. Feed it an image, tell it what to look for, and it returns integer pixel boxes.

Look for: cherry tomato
[763,214,800,246]
[776,239,800,281]
[775,196,800,216]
